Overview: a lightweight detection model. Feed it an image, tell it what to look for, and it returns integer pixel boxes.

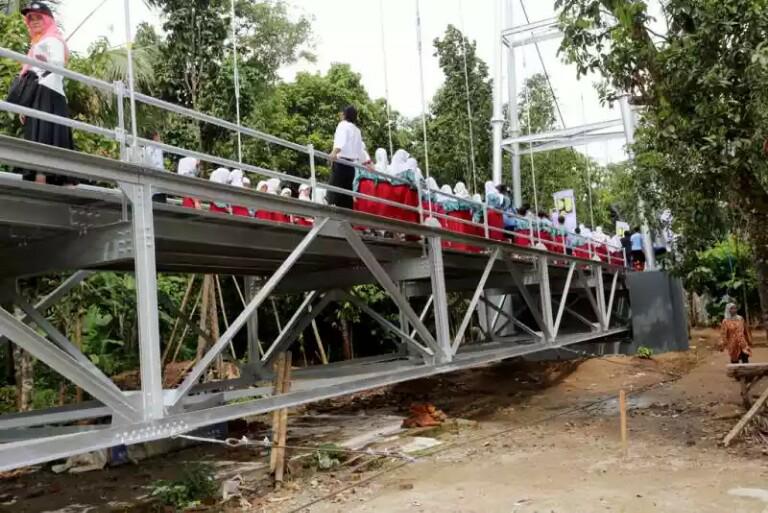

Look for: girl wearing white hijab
[296,184,314,227]
[453,182,470,200]
[209,167,232,214]
[177,157,201,209]
[266,178,281,194]
[388,150,409,175]
[374,148,389,174]
[254,180,272,221]
[439,185,453,205]
[273,187,293,224]
[280,187,292,198]
[228,170,251,217]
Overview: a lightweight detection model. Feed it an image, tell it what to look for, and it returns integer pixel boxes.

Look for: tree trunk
[75,315,83,403]
[195,275,212,364]
[340,318,352,361]
[13,346,33,412]
[736,170,768,338]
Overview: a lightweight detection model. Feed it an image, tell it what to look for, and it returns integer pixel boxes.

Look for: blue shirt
[631,232,644,251]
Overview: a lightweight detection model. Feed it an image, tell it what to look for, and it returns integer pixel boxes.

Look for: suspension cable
[230,0,243,164]
[379,0,395,157]
[581,94,596,229]
[415,0,431,179]
[522,47,539,215]
[458,0,478,194]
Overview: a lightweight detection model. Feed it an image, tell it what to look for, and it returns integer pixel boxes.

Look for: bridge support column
[427,236,452,363]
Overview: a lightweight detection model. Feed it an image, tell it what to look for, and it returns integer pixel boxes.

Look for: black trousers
[327,161,355,210]
[731,352,750,364]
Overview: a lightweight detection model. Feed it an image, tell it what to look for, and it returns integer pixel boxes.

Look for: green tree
[558,0,768,328]
[426,25,492,191]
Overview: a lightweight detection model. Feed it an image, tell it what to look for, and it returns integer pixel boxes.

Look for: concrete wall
[625,270,689,354]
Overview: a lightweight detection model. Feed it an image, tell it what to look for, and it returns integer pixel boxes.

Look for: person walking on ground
[630,226,646,271]
[718,303,752,364]
[620,230,633,268]
[328,105,368,209]
[12,2,75,186]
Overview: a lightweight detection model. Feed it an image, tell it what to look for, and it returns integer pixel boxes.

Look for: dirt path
[2,329,766,512]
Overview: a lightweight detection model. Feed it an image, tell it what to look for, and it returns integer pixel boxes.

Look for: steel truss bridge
[0,41,629,471]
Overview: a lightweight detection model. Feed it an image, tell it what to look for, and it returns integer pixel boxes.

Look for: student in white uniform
[142,129,166,202]
[14,2,73,186]
[329,105,367,209]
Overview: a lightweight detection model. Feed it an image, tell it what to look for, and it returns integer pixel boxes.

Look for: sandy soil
[1,329,767,513]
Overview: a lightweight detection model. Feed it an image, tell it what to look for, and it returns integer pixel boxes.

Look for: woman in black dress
[18,2,75,186]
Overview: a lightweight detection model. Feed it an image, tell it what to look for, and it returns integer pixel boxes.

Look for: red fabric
[553,235,566,254]
[354,179,379,216]
[232,206,250,217]
[448,210,480,252]
[376,182,398,219]
[487,210,505,241]
[539,230,553,251]
[272,212,291,224]
[609,251,624,267]
[400,186,420,224]
[296,217,313,227]
[597,245,609,263]
[182,196,197,209]
[514,229,532,247]
[255,210,272,221]
[573,246,590,260]
[209,203,230,215]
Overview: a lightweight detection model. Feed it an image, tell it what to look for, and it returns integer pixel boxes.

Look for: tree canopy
[557,0,768,326]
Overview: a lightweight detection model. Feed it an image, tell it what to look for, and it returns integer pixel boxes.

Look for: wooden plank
[723,385,768,447]
[727,363,768,379]
[269,353,287,473]
[275,352,293,488]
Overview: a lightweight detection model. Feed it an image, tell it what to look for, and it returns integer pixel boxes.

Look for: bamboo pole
[215,275,238,361]
[619,389,628,459]
[269,353,287,473]
[724,386,768,446]
[275,351,292,488]
[170,286,203,365]
[75,314,83,403]
[195,276,212,363]
[163,276,196,363]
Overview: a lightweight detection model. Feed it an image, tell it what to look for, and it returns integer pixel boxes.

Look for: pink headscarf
[22,12,69,75]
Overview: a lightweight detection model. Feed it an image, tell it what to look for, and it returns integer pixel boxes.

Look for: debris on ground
[402,403,448,428]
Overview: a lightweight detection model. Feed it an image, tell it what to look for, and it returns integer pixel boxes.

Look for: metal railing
[0,46,627,268]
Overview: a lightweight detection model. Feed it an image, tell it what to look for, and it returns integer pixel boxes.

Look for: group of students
[172,156,313,226]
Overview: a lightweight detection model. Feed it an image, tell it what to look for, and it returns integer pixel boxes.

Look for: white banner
[553,189,577,232]
[616,221,630,238]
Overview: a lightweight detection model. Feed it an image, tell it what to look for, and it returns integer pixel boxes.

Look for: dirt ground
[1,329,767,513]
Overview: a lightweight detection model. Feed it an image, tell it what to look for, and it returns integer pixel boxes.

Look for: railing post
[308,144,317,202]
[483,203,490,239]
[115,80,127,161]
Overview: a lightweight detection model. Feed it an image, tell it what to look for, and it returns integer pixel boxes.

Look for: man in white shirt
[328,105,368,209]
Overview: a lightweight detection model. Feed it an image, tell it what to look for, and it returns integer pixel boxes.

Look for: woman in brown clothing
[717,303,753,364]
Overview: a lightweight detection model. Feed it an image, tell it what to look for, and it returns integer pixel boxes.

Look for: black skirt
[327,161,355,210]
[20,85,76,186]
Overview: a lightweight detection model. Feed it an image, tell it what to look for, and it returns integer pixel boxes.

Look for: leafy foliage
[557,0,768,327]
[149,461,219,511]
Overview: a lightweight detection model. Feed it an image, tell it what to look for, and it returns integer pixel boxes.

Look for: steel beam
[537,256,555,343]
[0,307,137,420]
[260,291,322,366]
[504,255,546,333]
[339,222,439,353]
[594,265,608,331]
[501,119,623,146]
[576,268,602,326]
[340,291,434,359]
[479,294,541,340]
[605,271,620,329]
[452,249,500,354]
[427,236,452,362]
[410,295,433,339]
[172,218,328,406]
[553,263,576,338]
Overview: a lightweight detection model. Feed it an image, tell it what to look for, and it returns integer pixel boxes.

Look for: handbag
[7,70,49,108]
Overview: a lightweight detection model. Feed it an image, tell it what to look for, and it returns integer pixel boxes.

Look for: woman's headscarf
[374,148,389,173]
[405,158,418,172]
[256,180,268,193]
[426,177,438,191]
[439,184,453,203]
[453,182,470,200]
[209,167,231,185]
[228,169,245,188]
[22,9,69,75]
[724,302,741,320]
[484,181,498,199]
[243,177,251,188]
[298,184,312,201]
[389,150,409,175]
[472,193,482,204]
[177,157,199,178]
[280,187,292,198]
[266,178,281,194]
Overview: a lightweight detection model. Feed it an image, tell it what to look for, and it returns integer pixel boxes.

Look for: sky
[57,0,634,164]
